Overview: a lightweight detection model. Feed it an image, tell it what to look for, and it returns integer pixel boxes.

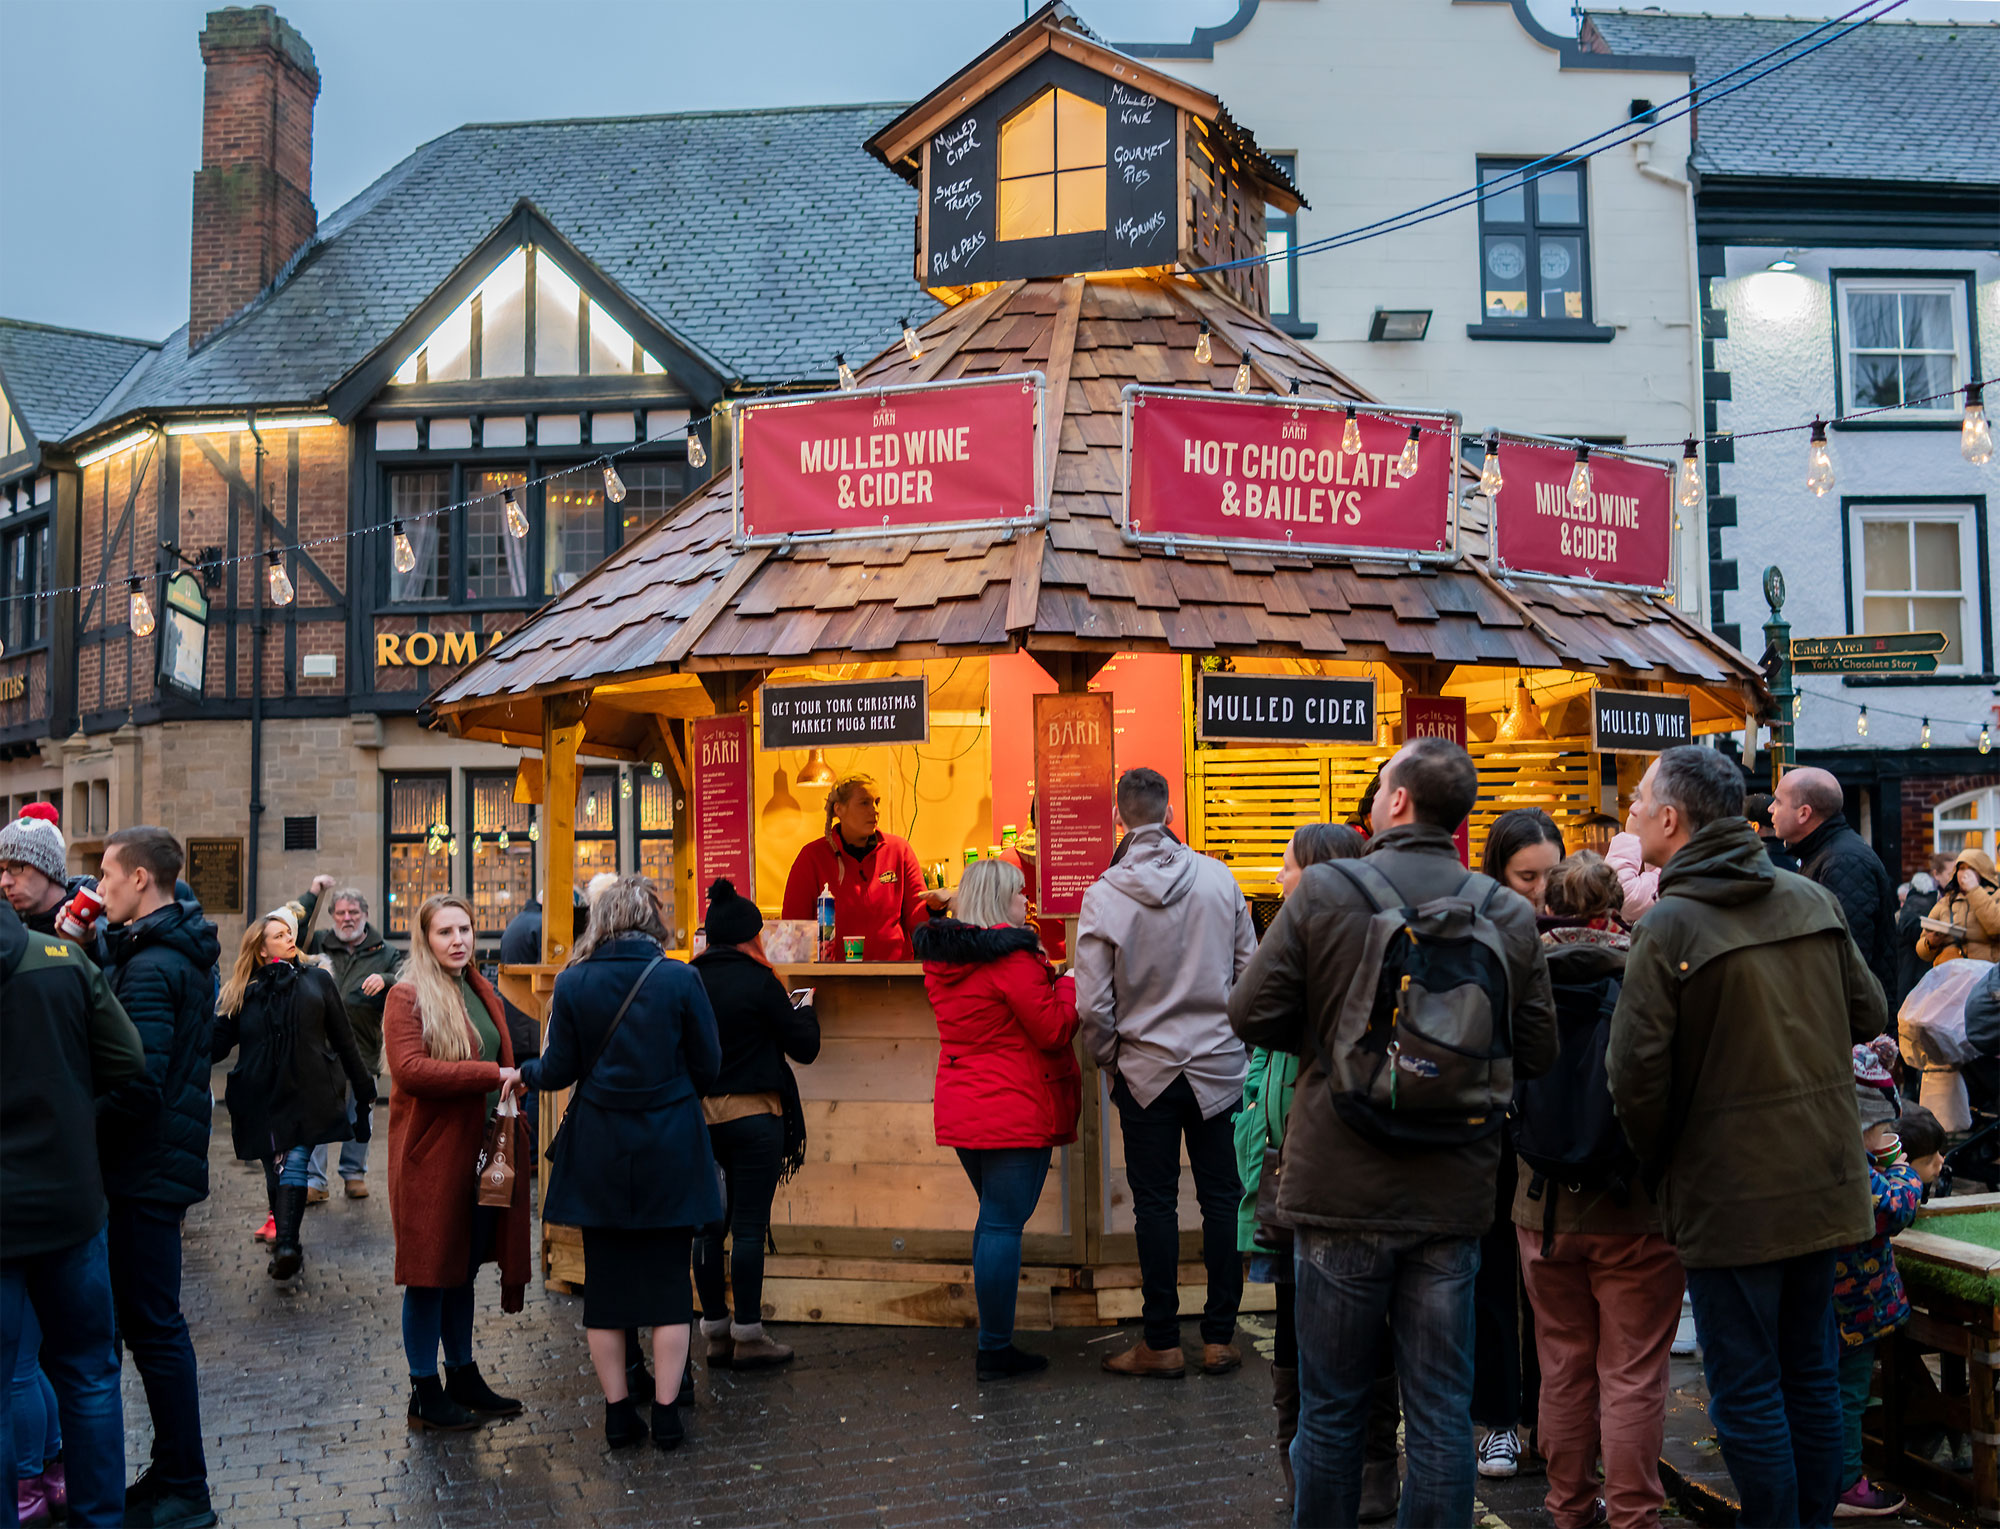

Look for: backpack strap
[1328,857,1405,914]
[1463,872,1503,915]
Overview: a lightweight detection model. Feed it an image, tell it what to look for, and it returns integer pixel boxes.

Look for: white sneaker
[1477,1427,1521,1479]
[1672,1294,1699,1356]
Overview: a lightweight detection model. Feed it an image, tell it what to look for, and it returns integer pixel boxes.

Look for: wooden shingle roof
[433,273,1763,729]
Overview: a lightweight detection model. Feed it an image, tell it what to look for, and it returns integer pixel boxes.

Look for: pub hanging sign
[1197,672,1378,744]
[732,372,1046,545]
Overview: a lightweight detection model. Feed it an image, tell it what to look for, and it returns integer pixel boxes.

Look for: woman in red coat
[780,774,941,961]
[384,893,532,1432]
[912,858,1079,1381]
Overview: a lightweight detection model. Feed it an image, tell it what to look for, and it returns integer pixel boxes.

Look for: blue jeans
[1,1229,125,1527]
[1685,1250,1843,1528]
[106,1197,206,1496]
[8,1304,59,1478]
[954,1147,1052,1352]
[1293,1227,1479,1529]
[401,1206,497,1379]
[306,1098,368,1189]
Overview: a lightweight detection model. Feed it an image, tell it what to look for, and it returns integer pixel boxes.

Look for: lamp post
[1762,565,1793,790]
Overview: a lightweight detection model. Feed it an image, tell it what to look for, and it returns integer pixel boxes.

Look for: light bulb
[1194,322,1212,365]
[471,834,483,853]
[1567,445,1593,510]
[902,316,921,360]
[1964,383,1993,465]
[503,490,528,540]
[128,581,155,637]
[392,520,417,574]
[602,463,626,503]
[687,429,707,469]
[1983,723,1992,756]
[1857,706,1868,737]
[1478,433,1503,497]
[528,821,539,842]
[585,792,597,820]
[1793,692,1803,721]
[650,760,663,778]
[498,829,510,850]
[1341,406,1361,456]
[1233,360,1252,394]
[837,353,857,391]
[1396,425,1421,478]
[447,836,459,857]
[264,551,294,607]
[1806,418,1835,497]
[1678,438,1702,509]
[1921,718,1932,749]
[621,774,632,799]
[426,834,441,856]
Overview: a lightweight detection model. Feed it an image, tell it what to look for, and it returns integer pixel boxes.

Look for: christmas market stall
[429,4,1767,1327]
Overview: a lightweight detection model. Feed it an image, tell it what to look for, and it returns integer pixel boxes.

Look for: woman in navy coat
[519,875,721,1451]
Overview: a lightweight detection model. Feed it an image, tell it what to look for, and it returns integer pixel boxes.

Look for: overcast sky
[1,0,1992,342]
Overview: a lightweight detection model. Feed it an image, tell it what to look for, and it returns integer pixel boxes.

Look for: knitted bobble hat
[0,814,67,883]
[703,878,763,947]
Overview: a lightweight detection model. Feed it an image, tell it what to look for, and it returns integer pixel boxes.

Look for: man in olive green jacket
[1608,746,1884,1529]
[297,878,399,1198]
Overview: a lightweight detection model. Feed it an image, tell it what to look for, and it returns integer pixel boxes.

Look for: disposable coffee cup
[843,936,865,962]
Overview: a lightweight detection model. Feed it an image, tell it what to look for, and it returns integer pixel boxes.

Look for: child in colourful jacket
[1832,1038,1923,1519]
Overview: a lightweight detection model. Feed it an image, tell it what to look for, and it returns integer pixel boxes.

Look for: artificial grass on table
[1898,1208,2000,1306]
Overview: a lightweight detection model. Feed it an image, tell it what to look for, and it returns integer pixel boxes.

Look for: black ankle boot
[676,1352,696,1408]
[408,1375,480,1432]
[444,1361,522,1417]
[268,1184,307,1280]
[604,1396,644,1448]
[651,1399,685,1450]
[976,1343,1050,1381]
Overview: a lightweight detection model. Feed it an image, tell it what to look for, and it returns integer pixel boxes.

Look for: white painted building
[1125,0,1709,606]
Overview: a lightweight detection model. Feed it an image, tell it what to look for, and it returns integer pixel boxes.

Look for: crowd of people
[1,735,1991,1529]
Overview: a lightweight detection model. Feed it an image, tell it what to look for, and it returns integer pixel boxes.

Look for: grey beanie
[0,814,66,882]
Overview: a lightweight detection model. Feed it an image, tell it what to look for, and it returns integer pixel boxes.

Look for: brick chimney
[188,6,320,348]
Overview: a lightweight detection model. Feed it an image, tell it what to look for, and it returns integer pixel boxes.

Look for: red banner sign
[1403,695,1470,866]
[1124,390,1458,558]
[737,376,1041,542]
[690,713,755,899]
[1489,437,1673,589]
[1034,692,1116,919]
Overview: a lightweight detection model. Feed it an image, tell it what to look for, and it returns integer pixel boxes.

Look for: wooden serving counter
[511,958,1274,1330]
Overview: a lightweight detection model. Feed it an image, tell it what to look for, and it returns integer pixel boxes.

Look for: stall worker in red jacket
[781,774,942,961]
[913,857,1080,1383]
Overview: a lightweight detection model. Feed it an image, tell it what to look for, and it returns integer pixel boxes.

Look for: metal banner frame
[1482,429,1676,597]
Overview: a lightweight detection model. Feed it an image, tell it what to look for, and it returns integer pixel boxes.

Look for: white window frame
[1933,786,2000,860]
[1847,501,1980,675]
[1834,274,1971,421]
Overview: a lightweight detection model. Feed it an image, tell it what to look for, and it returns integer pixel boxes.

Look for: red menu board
[737,375,1040,541]
[1124,390,1458,558]
[1489,436,1673,589]
[1404,695,1470,867]
[1034,692,1116,919]
[690,713,755,898]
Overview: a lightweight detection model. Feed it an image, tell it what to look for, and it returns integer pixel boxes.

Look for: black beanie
[704,878,763,946]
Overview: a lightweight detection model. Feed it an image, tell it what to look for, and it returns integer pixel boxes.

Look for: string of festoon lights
[1789,684,1997,756]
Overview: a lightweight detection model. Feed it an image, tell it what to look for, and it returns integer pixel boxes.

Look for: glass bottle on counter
[816,883,837,963]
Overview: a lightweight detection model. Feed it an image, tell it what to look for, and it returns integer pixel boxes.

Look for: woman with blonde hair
[779,773,945,961]
[383,893,531,1432]
[211,903,374,1279]
[521,875,722,1450]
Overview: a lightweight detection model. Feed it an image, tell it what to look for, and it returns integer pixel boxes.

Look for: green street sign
[1791,631,1948,660]
[1792,652,1939,675]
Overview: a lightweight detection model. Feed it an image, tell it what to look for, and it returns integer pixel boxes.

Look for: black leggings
[692,1113,785,1325]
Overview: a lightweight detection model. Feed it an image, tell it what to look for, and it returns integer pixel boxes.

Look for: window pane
[1479,167,1525,224]
[1912,521,1961,591]
[575,838,619,887]
[387,842,453,938]
[1483,236,1528,317]
[1001,91,1055,180]
[617,464,679,544]
[1911,598,1964,666]
[998,176,1054,242]
[479,248,527,378]
[534,253,580,376]
[1903,352,1953,407]
[1903,291,1952,350]
[1851,353,1901,408]
[1536,167,1581,224]
[587,300,635,376]
[389,776,447,835]
[1862,596,1907,634]
[1942,799,1978,821]
[544,468,604,593]
[1861,521,1911,591]
[424,301,472,383]
[1055,90,1105,171]
[1848,291,1897,349]
[470,774,532,835]
[1056,166,1106,236]
[639,774,673,832]
[1266,228,1291,315]
[470,839,534,935]
[389,472,450,601]
[464,469,529,600]
[1539,235,1582,320]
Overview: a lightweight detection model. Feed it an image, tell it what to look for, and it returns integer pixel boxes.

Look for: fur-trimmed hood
[912,916,1041,968]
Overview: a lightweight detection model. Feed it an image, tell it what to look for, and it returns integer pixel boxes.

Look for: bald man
[1772,767,1900,1000]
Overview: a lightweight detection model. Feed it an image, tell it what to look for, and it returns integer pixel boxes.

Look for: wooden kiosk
[434,6,1768,1328]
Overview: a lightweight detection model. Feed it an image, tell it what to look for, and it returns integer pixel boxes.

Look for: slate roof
[1584,11,2000,184]
[434,274,1760,744]
[0,320,157,443]
[70,103,932,437]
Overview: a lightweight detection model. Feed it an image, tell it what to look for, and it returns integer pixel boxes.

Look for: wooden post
[540,689,591,966]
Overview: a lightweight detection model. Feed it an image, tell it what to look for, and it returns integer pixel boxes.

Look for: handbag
[542,954,664,1170]
[474,1095,518,1208]
[1253,1143,1293,1254]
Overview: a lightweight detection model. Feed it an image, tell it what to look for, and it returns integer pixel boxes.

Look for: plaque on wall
[185,837,244,914]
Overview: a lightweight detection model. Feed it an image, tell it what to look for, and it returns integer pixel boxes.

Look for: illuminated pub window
[385,774,452,938]
[576,768,620,887]
[388,471,451,602]
[637,772,674,887]
[998,88,1107,241]
[467,772,536,937]
[546,463,681,593]
[465,469,529,600]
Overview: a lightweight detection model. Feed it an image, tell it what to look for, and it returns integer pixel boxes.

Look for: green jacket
[1607,817,1885,1270]
[297,888,400,1075]
[1234,1047,1299,1255]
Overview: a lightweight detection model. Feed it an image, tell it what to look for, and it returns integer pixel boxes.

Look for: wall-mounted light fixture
[1367,309,1432,342]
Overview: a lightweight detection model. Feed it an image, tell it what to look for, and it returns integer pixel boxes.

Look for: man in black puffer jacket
[97,826,222,1529]
[1773,768,1900,1003]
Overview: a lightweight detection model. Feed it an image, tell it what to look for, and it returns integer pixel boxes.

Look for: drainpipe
[246,411,267,919]
[1634,136,1711,631]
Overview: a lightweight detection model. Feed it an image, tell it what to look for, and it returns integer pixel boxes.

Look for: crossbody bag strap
[569,954,664,1098]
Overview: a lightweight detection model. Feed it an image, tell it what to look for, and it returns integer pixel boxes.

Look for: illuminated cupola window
[998,89,1106,242]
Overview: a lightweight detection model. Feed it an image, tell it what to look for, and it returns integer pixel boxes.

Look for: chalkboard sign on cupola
[866,1,1302,313]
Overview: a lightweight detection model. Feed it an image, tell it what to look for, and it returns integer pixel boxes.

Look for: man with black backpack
[1231,736,1556,1528]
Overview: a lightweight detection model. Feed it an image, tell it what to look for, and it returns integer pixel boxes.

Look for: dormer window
[998,88,1106,241]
